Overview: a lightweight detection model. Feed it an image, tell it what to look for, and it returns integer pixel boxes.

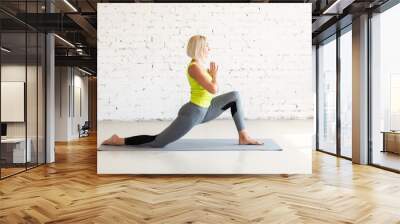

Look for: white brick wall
[98,3,313,121]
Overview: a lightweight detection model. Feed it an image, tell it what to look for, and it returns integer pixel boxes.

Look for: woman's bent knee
[229,90,240,98]
[226,91,240,102]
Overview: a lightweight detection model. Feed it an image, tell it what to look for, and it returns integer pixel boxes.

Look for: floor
[372,150,400,171]
[0,120,400,223]
[1,163,44,179]
[0,167,25,178]
[98,120,313,174]
[318,138,400,171]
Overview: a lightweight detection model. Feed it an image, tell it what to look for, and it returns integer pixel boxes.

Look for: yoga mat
[99,138,282,151]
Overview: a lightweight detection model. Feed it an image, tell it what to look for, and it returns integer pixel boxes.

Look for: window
[370,3,400,171]
[317,36,337,154]
[339,28,352,158]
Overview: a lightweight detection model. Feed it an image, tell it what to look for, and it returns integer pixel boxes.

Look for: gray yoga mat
[99,138,282,151]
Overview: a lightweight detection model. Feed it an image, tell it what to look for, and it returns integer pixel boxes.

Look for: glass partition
[370,4,400,171]
[339,27,352,158]
[317,35,337,154]
[38,32,46,165]
[1,31,28,177]
[0,1,46,179]
[27,31,38,169]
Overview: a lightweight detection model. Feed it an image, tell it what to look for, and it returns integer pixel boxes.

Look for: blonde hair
[186,35,208,61]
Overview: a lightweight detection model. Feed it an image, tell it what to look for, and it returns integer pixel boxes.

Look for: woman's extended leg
[102,134,155,146]
[125,135,157,145]
[201,91,262,145]
[102,103,207,147]
[147,105,206,147]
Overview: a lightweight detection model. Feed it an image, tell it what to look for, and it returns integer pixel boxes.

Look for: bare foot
[102,134,125,145]
[239,136,264,145]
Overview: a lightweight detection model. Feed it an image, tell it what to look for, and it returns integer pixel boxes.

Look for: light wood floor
[373,151,400,171]
[1,167,26,178]
[1,134,400,224]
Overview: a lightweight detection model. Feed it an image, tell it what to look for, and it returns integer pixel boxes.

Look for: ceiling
[0,0,391,75]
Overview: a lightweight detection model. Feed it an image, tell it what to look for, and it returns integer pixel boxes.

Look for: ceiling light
[1,47,11,53]
[54,34,75,48]
[63,0,78,12]
[78,67,93,76]
[322,0,355,15]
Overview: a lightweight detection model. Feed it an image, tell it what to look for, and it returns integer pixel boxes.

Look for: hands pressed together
[207,62,219,79]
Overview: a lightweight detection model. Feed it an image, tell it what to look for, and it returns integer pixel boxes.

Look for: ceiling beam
[312,15,335,33]
[55,55,96,72]
[66,13,97,46]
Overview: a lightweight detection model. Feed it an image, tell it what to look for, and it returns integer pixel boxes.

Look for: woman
[102,35,263,147]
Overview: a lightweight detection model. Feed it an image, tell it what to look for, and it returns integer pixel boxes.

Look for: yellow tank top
[186,61,214,108]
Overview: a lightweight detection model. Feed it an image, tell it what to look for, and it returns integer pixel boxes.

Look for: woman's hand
[208,62,218,79]
[188,62,219,94]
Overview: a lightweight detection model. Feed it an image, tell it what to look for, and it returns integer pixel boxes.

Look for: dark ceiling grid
[0,0,391,76]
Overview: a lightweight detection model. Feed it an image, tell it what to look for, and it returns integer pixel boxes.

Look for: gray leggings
[124,91,246,147]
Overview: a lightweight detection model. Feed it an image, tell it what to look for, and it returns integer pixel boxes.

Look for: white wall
[71,73,89,138]
[98,3,313,121]
[1,65,41,138]
[55,67,89,141]
[55,67,69,141]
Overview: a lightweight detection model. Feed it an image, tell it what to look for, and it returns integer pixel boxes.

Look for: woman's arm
[188,62,219,94]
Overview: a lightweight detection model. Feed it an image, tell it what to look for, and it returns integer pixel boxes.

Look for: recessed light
[63,0,78,12]
[78,67,93,76]
[1,47,11,53]
[322,0,354,15]
[54,34,75,48]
